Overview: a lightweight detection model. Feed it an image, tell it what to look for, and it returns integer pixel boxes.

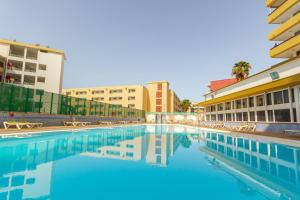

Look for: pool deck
[0,123,299,146]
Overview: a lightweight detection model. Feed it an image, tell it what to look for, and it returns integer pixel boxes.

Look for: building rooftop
[0,39,65,56]
[208,78,237,92]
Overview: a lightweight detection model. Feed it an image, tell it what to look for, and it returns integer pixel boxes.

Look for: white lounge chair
[98,121,113,125]
[64,121,91,127]
[3,121,43,130]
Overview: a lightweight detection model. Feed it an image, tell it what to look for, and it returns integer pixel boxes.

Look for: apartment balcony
[24,62,37,73]
[26,48,38,60]
[270,34,300,57]
[9,45,25,58]
[5,73,22,85]
[269,12,300,41]
[268,0,300,24]
[266,0,286,8]
[7,60,23,72]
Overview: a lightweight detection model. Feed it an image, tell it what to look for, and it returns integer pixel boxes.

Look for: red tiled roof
[209,78,237,92]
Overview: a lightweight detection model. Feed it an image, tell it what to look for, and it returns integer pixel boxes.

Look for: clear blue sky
[0,0,280,101]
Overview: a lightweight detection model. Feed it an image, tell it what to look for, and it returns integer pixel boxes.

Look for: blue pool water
[0,125,299,200]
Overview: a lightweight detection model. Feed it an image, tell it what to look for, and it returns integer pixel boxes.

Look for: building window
[92,97,104,101]
[256,95,265,107]
[236,100,242,109]
[266,93,272,105]
[225,102,231,110]
[232,101,235,109]
[242,99,247,108]
[156,106,162,112]
[249,112,255,121]
[211,115,216,121]
[249,97,254,107]
[283,90,289,103]
[128,104,135,108]
[128,89,136,93]
[257,111,266,122]
[157,83,162,91]
[206,115,211,121]
[109,97,122,101]
[293,108,297,122]
[267,110,273,122]
[156,92,162,98]
[206,106,211,112]
[218,114,223,121]
[76,91,87,95]
[291,88,295,103]
[211,105,216,112]
[110,89,122,94]
[243,112,248,121]
[236,112,243,121]
[156,99,162,105]
[8,60,23,71]
[37,76,45,83]
[274,109,291,122]
[273,90,289,105]
[9,45,25,58]
[25,62,37,72]
[92,90,104,94]
[26,48,38,60]
[128,96,135,100]
[38,64,47,71]
[226,114,232,121]
[23,75,35,86]
[217,104,223,111]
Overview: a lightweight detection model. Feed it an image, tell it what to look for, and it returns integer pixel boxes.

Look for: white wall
[0,43,64,94]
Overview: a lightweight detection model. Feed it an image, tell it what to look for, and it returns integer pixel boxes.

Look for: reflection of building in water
[0,139,55,200]
[84,135,149,161]
[145,126,183,166]
[0,163,52,200]
[85,126,185,166]
[0,126,146,199]
[201,131,300,199]
[0,126,189,199]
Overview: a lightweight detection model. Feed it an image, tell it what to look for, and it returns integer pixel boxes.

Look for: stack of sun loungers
[199,121,224,129]
[3,121,43,130]
[224,122,256,132]
[199,121,256,132]
[63,121,91,127]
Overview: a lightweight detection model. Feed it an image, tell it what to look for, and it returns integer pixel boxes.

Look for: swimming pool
[0,125,299,200]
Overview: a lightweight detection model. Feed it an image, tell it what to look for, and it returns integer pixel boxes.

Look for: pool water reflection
[0,125,299,200]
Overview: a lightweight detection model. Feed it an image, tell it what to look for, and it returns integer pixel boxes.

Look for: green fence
[0,83,145,118]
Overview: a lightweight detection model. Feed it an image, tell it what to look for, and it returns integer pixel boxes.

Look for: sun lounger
[98,121,113,125]
[64,121,91,127]
[3,121,43,130]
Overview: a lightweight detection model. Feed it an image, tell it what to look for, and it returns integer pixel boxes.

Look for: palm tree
[232,61,251,81]
[180,99,191,112]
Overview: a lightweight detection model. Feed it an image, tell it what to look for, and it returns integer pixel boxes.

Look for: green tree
[232,61,252,81]
[180,99,191,112]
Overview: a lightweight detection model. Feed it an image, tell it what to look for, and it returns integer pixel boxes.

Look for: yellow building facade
[267,0,300,58]
[62,81,182,113]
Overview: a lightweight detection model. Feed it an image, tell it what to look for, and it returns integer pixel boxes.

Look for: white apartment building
[0,39,65,93]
